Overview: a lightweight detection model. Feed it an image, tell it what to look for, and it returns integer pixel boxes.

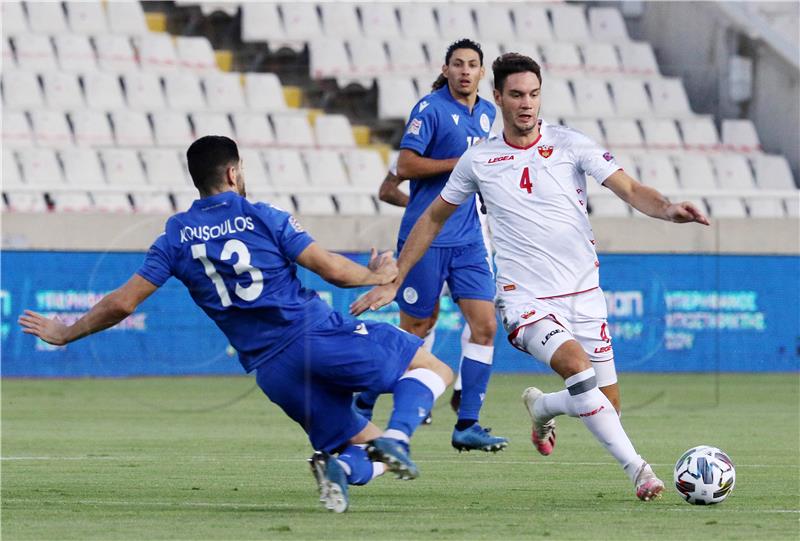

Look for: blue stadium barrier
[1,251,797,377]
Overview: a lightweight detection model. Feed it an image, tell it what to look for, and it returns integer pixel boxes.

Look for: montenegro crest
[538,145,554,158]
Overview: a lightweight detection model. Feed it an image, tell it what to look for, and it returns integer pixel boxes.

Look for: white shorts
[497,287,617,386]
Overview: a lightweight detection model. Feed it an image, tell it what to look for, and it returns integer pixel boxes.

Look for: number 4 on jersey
[519,166,533,194]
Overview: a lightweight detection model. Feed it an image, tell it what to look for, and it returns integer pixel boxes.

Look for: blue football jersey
[398,85,495,247]
[137,191,333,372]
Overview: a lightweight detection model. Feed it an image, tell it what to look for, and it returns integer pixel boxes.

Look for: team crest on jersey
[538,145,554,158]
[418,101,429,112]
[480,113,491,132]
[603,151,614,162]
[407,118,422,135]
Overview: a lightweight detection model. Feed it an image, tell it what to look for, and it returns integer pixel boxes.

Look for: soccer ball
[674,446,736,505]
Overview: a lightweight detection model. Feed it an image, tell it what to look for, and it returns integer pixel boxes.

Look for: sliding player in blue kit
[19,136,453,513]
[353,39,507,453]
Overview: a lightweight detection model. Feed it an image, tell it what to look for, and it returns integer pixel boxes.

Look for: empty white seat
[133,192,173,213]
[638,153,680,192]
[589,193,630,217]
[2,111,33,148]
[243,73,288,112]
[175,36,218,73]
[562,118,606,146]
[378,76,418,120]
[398,4,439,40]
[510,5,553,42]
[582,43,621,77]
[302,149,350,187]
[110,110,154,146]
[53,191,94,212]
[721,119,762,153]
[122,72,166,111]
[602,118,643,149]
[60,148,106,186]
[65,1,108,34]
[136,34,179,73]
[436,4,476,41]
[1,2,28,35]
[3,148,22,187]
[70,110,114,147]
[141,149,190,187]
[649,78,692,117]
[673,154,717,190]
[360,4,401,40]
[336,194,376,215]
[17,148,64,185]
[706,196,747,218]
[572,79,615,117]
[343,148,385,187]
[1,70,43,110]
[26,1,68,34]
[5,191,48,212]
[309,37,350,80]
[550,4,591,43]
[753,154,797,190]
[386,40,429,76]
[540,43,584,77]
[320,2,361,39]
[94,35,138,72]
[191,112,235,139]
[501,41,541,63]
[474,4,513,42]
[151,111,193,148]
[82,72,126,110]
[608,151,638,177]
[174,191,198,211]
[93,192,133,213]
[294,194,337,215]
[271,112,315,147]
[784,196,799,217]
[240,3,284,44]
[609,79,651,117]
[54,34,97,73]
[588,7,630,43]
[263,148,309,188]
[711,154,756,190]
[618,42,659,77]
[163,72,206,111]
[640,118,682,150]
[281,3,323,42]
[203,72,247,112]
[747,197,785,218]
[3,35,16,68]
[231,113,275,147]
[348,37,390,78]
[253,192,297,212]
[10,34,57,71]
[99,148,147,188]
[41,71,85,110]
[30,111,73,148]
[377,199,405,217]
[679,117,720,151]
[106,1,149,35]
[238,148,270,187]
[314,114,355,148]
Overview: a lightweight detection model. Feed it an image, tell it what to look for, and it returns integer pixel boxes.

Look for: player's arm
[18,274,159,346]
[603,169,710,225]
[396,149,459,180]
[378,170,409,207]
[296,244,397,288]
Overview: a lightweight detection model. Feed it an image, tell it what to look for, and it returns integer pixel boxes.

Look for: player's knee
[466,318,496,345]
[408,349,453,385]
[550,341,592,379]
[400,315,436,339]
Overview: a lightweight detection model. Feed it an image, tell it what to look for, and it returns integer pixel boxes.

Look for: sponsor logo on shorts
[403,287,419,304]
[520,309,536,319]
[541,328,565,346]
[538,145,554,158]
[488,154,515,164]
[353,323,369,336]
[503,284,516,291]
[594,344,612,354]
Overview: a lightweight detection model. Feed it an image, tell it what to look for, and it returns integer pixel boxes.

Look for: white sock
[534,389,572,420]
[383,428,409,443]
[566,368,642,475]
[454,324,471,391]
[371,462,387,479]
[422,328,436,352]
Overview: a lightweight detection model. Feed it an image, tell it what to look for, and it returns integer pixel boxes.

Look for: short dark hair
[492,53,542,92]
[186,136,240,194]
[445,38,483,66]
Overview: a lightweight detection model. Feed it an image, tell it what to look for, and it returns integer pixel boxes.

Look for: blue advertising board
[1,251,798,377]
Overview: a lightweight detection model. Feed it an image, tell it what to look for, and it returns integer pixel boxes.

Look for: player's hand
[367,248,398,284]
[667,202,710,226]
[18,310,70,346]
[349,282,399,316]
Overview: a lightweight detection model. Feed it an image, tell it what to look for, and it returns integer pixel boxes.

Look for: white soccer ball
[674,445,736,505]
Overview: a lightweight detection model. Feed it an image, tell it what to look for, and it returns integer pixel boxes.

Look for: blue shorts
[254,312,423,453]
[395,240,495,319]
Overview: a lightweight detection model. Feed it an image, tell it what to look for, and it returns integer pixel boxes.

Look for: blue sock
[336,445,374,486]
[387,379,434,439]
[458,357,492,422]
[354,390,379,410]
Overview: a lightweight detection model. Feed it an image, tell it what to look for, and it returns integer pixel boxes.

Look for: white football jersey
[440,119,622,300]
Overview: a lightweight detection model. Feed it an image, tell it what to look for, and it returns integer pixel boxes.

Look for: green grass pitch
[2,373,798,540]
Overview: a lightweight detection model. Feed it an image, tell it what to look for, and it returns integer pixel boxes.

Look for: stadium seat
[784,196,799,217]
[243,73,288,112]
[386,40,430,77]
[302,149,350,188]
[474,4,513,42]
[54,34,97,73]
[550,4,591,43]
[308,37,350,80]
[378,76,419,120]
[294,194,337,215]
[132,192,174,213]
[141,149,191,187]
[122,72,166,111]
[336,194,377,215]
[41,71,85,110]
[151,111,193,148]
[190,112,235,140]
[480,41,503,70]
[163,72,206,111]
[638,153,681,192]
[436,4,477,41]
[753,154,797,190]
[649,78,693,117]
[2,35,16,68]
[173,190,198,211]
[617,42,659,77]
[3,148,23,187]
[109,110,154,146]
[500,41,540,62]
[602,118,644,149]
[572,78,615,117]
[271,112,315,147]
[17,148,65,185]
[80,73,125,113]
[250,192,295,213]
[238,148,271,187]
[540,43,584,77]
[609,151,638,177]
[348,38,390,79]
[343,148,386,188]
[99,148,147,188]
[26,1,68,34]
[640,118,682,150]
[1,2,28,35]
[588,7,631,43]
[203,72,247,112]
[94,35,138,73]
[721,119,762,154]
[609,79,652,117]
[710,154,756,190]
[589,193,631,217]
[65,1,108,34]
[262,148,309,188]
[377,199,405,216]
[397,4,440,40]
[60,148,106,186]
[136,33,179,73]
[747,197,785,218]
[360,3,401,40]
[230,113,275,147]
[561,118,606,146]
[706,196,748,218]
[281,2,324,43]
[240,3,286,44]
[678,117,721,151]
[1,71,43,111]
[93,192,133,213]
[53,191,94,212]
[509,5,554,43]
[320,2,361,40]
[673,154,718,190]
[314,114,355,148]
[9,34,57,71]
[5,190,48,212]
[2,111,33,148]
[175,36,218,73]
[30,111,73,148]
[70,110,114,147]
[582,43,622,77]
[106,1,149,35]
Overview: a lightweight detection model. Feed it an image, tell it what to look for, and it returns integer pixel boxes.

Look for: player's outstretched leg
[308,451,349,513]
[521,387,556,456]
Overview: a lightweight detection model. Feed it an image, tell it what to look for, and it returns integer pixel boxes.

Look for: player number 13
[191,240,264,307]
